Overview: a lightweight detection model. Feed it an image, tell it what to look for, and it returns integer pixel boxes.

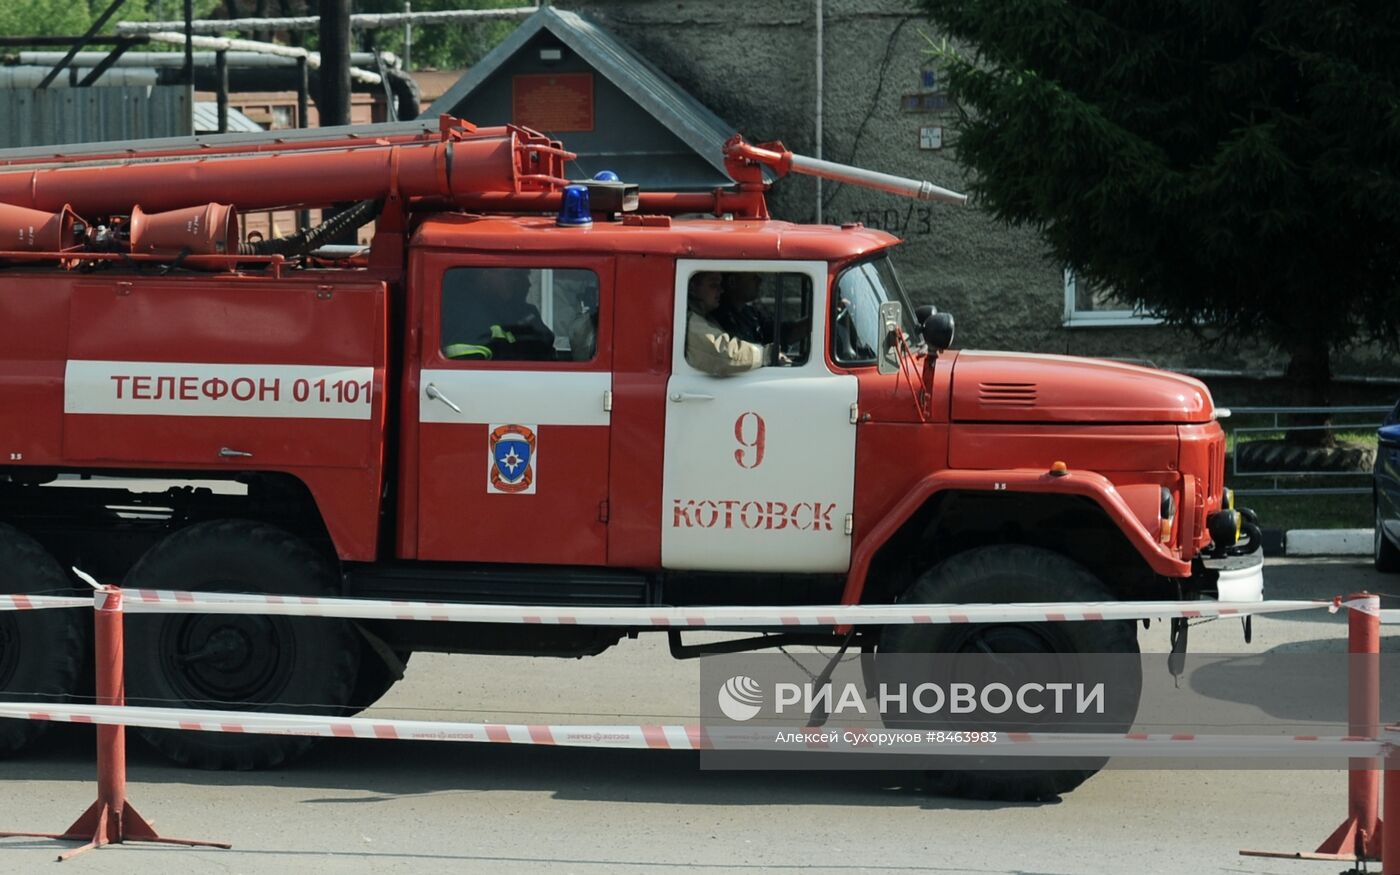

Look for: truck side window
[441,267,600,362]
[685,270,812,374]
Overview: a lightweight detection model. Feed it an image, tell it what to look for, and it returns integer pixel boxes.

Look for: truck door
[662,259,857,572]
[416,259,612,565]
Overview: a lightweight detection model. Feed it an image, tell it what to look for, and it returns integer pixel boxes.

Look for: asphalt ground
[0,556,1393,874]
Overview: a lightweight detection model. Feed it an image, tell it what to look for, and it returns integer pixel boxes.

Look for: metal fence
[0,86,191,149]
[1224,405,1391,497]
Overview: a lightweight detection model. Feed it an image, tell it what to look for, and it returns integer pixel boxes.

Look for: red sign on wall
[512,73,595,133]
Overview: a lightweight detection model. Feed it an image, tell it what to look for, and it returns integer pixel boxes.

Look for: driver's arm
[687,312,771,376]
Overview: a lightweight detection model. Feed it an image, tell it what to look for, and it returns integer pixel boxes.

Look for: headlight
[1159,486,1176,543]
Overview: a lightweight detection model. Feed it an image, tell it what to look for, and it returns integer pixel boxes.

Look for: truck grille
[978,381,1038,408]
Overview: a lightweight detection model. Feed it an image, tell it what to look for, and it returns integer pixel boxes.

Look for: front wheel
[125,520,362,769]
[879,545,1141,802]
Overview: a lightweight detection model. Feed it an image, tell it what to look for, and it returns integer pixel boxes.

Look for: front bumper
[1193,552,1265,602]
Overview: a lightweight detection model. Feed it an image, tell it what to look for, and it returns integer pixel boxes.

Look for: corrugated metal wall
[0,86,191,149]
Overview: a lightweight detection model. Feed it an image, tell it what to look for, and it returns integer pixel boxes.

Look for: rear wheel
[125,520,361,769]
[346,634,411,712]
[879,545,1141,802]
[0,522,83,757]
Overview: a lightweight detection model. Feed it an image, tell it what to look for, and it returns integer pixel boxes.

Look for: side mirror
[877,300,903,375]
[922,312,955,353]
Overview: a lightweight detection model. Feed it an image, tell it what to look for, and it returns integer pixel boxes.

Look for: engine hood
[950,351,1214,424]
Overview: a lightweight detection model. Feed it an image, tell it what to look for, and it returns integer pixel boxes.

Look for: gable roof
[192,102,263,134]
[428,6,768,185]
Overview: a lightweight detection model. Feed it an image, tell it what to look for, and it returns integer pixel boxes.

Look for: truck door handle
[425,383,462,413]
[218,447,252,459]
[669,391,715,403]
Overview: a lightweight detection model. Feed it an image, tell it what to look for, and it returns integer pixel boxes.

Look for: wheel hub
[956,623,1061,655]
[164,614,293,704]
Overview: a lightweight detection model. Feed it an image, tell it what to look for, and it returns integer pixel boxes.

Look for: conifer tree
[922,1,1400,409]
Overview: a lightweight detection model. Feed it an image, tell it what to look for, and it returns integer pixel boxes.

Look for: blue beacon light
[557,184,593,226]
[592,170,620,182]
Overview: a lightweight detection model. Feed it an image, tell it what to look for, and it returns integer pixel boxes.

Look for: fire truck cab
[405,215,875,574]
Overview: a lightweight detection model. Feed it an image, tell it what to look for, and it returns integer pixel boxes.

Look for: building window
[1063,269,1163,327]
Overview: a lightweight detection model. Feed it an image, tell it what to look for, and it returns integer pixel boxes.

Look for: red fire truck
[0,116,1259,799]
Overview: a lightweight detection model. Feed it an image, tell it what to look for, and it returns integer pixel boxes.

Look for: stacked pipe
[0,120,568,217]
[0,136,560,216]
[0,116,573,266]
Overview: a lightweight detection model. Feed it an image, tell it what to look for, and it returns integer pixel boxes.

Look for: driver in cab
[444,269,556,361]
[685,272,784,376]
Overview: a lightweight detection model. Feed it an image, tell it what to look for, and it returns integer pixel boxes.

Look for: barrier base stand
[1316,814,1383,862]
[0,798,230,862]
[1240,849,1368,864]
[1240,816,1383,866]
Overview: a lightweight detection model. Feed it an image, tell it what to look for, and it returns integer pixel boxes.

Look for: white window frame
[1063,269,1163,328]
[672,259,829,377]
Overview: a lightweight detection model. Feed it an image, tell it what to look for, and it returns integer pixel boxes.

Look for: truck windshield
[831,254,923,365]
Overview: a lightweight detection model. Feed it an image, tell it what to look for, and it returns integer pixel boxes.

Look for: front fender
[842,468,1191,604]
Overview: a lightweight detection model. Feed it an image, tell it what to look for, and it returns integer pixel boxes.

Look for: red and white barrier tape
[0,594,94,611]
[0,702,1385,759]
[2,589,1369,628]
[110,589,1339,627]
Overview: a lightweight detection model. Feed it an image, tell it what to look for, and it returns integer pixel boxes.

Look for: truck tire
[1376,501,1400,573]
[0,522,83,757]
[124,520,361,769]
[879,545,1141,802]
[346,639,411,712]
[1235,439,1375,473]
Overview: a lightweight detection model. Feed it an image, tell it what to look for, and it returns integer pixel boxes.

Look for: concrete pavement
[0,556,1392,874]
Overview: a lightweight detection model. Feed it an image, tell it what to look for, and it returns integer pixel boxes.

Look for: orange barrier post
[0,587,228,860]
[1240,592,1384,864]
[1315,593,1383,861]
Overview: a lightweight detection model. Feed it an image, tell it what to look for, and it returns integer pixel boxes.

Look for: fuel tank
[950,351,1213,424]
